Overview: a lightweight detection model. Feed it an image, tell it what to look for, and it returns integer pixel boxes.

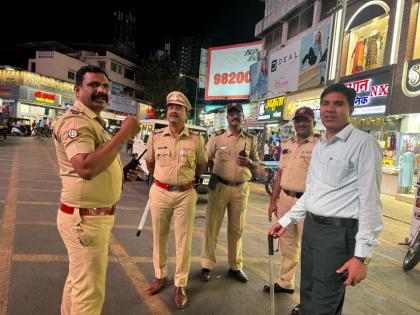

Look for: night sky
[2,1,264,68]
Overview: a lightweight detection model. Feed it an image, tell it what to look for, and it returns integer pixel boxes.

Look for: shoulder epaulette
[69,108,81,115]
[153,128,165,135]
[243,131,254,138]
[214,129,225,136]
[189,129,200,136]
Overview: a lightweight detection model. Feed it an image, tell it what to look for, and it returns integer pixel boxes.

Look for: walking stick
[268,234,275,315]
[136,198,150,237]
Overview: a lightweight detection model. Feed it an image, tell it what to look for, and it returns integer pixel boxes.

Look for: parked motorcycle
[402,223,420,271]
[10,126,25,136]
[264,165,278,196]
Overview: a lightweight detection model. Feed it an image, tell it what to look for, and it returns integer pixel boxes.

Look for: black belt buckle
[168,184,181,192]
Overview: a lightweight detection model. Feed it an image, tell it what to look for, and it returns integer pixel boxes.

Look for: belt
[155,180,194,192]
[218,177,244,186]
[60,203,116,216]
[283,189,303,198]
[307,212,358,228]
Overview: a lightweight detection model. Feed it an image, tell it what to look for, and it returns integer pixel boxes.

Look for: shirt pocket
[216,147,230,161]
[298,153,312,168]
[180,146,196,168]
[155,148,171,167]
[322,158,351,186]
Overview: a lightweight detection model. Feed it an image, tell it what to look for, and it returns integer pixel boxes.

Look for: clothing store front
[343,2,389,77]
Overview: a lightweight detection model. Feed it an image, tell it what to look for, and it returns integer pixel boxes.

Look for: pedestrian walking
[144,91,207,309]
[263,107,317,295]
[53,65,140,315]
[268,83,383,315]
[200,103,259,283]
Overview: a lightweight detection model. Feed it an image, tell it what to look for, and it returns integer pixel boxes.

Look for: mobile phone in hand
[338,270,349,282]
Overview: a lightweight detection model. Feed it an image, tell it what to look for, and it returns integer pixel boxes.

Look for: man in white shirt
[268,83,383,315]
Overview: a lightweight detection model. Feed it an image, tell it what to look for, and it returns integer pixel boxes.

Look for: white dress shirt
[279,124,383,258]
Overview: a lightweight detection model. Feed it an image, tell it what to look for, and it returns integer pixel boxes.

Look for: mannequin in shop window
[398,146,416,194]
[365,31,382,71]
[351,35,366,74]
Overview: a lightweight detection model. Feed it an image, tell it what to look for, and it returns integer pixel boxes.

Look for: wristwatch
[355,256,371,265]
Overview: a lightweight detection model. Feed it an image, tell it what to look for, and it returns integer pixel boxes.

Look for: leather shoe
[228,268,248,283]
[291,304,301,315]
[200,268,211,282]
[174,287,187,309]
[146,278,167,295]
[263,282,294,294]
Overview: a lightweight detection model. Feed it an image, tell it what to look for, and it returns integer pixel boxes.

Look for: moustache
[92,93,108,102]
[169,114,179,117]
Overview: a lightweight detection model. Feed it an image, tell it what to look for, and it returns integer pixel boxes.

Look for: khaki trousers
[201,181,249,270]
[149,184,197,287]
[57,209,115,315]
[276,190,304,289]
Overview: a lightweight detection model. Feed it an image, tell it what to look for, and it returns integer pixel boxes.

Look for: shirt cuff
[278,216,294,230]
[354,241,375,258]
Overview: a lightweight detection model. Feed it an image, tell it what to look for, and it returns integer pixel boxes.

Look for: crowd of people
[51,65,383,315]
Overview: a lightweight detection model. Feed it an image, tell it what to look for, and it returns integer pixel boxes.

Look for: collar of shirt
[73,101,107,127]
[321,123,354,144]
[162,126,191,138]
[226,128,245,138]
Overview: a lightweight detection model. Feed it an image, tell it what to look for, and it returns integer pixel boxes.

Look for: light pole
[180,74,199,125]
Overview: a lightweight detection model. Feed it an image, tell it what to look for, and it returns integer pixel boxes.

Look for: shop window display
[345,15,388,76]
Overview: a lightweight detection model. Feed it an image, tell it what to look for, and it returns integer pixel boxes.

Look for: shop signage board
[340,65,394,116]
[283,88,324,120]
[205,41,262,100]
[26,88,62,107]
[405,58,420,96]
[257,95,285,120]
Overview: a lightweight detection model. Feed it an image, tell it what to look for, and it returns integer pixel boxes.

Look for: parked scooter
[402,224,420,270]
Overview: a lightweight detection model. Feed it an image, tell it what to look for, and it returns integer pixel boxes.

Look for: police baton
[268,234,275,315]
[136,199,150,237]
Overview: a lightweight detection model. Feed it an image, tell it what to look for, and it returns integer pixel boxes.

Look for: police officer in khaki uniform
[53,65,140,315]
[263,107,317,300]
[200,103,259,283]
[144,91,207,309]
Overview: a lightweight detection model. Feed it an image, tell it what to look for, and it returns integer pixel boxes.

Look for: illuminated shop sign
[258,95,285,120]
[340,66,393,116]
[405,58,420,96]
[34,90,56,103]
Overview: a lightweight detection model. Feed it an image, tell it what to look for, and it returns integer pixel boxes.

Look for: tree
[136,59,182,116]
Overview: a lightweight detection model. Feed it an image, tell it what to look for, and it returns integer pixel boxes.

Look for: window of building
[111,62,117,72]
[287,4,314,39]
[97,61,106,70]
[124,68,135,80]
[320,0,336,21]
[345,13,389,76]
[67,70,76,81]
[264,24,283,51]
[117,65,123,75]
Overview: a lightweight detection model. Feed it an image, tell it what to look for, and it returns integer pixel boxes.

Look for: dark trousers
[300,215,357,315]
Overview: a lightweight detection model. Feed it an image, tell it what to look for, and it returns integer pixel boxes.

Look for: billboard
[205,41,262,100]
[268,40,301,96]
[299,22,331,89]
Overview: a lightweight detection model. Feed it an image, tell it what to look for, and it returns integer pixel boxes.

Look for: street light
[179,73,199,125]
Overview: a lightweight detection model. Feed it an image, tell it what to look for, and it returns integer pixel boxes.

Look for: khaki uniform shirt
[53,101,123,208]
[144,126,207,185]
[279,135,317,193]
[207,128,259,182]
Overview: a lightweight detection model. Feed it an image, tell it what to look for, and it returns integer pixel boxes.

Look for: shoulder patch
[214,129,225,136]
[68,129,78,139]
[153,128,165,135]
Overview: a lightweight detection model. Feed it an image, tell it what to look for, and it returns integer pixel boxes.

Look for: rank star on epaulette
[69,108,80,114]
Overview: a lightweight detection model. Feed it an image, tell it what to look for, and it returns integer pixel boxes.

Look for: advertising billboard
[299,22,331,89]
[268,40,301,96]
[205,41,262,100]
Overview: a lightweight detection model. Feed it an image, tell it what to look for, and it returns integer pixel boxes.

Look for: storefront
[283,87,325,135]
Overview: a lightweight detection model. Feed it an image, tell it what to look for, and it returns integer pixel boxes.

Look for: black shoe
[291,304,301,315]
[263,282,294,294]
[200,268,211,282]
[228,268,248,283]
